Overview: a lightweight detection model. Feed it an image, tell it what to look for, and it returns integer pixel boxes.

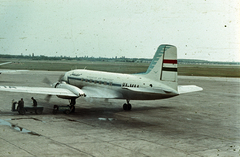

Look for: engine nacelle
[54,82,86,98]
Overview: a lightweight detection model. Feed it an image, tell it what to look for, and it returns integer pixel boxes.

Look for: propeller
[42,77,55,102]
[45,94,52,102]
[58,74,64,82]
[42,74,65,102]
[42,77,53,86]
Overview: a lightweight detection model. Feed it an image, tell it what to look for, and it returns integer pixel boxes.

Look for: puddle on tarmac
[67,119,78,122]
[98,118,117,121]
[0,119,41,136]
[9,117,46,123]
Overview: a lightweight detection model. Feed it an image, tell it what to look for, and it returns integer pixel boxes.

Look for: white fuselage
[61,69,179,100]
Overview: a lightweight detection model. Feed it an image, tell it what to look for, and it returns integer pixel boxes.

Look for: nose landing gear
[123,100,132,111]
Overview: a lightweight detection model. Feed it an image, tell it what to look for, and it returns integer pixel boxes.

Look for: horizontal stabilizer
[178,85,203,94]
[123,87,178,95]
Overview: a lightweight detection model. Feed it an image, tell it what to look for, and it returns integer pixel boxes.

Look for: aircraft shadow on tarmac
[2,99,175,118]
[0,81,20,83]
[1,101,222,138]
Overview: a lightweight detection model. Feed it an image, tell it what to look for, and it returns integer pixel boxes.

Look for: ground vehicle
[17,106,44,115]
[52,105,74,114]
[11,101,44,115]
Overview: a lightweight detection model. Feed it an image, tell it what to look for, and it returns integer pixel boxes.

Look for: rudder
[161,45,177,82]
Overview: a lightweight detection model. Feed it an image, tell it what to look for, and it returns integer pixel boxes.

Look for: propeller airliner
[0,44,202,110]
[0,62,12,74]
[0,62,12,66]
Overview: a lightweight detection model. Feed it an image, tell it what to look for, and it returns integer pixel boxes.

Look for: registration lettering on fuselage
[122,83,139,88]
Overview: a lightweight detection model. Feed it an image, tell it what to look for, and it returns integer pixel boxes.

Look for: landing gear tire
[123,103,128,110]
[127,104,132,110]
[65,110,71,114]
[35,109,42,114]
[123,103,132,111]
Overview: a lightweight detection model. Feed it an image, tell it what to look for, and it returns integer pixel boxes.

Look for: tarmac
[0,70,239,157]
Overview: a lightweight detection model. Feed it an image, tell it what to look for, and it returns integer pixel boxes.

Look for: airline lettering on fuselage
[71,73,82,76]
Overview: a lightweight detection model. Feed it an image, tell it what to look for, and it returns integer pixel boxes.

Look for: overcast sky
[0,0,239,61]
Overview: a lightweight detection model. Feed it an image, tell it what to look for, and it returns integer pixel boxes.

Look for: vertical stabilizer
[144,44,178,90]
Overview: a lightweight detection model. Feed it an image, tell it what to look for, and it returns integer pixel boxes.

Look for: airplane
[0,62,12,74]
[0,62,29,74]
[0,44,202,111]
[0,62,12,66]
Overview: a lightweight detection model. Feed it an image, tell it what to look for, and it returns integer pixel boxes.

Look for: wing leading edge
[0,86,79,97]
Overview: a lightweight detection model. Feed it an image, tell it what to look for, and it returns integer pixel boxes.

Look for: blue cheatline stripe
[112,83,122,87]
[67,77,122,87]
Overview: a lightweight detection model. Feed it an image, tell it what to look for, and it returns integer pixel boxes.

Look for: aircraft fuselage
[61,69,179,100]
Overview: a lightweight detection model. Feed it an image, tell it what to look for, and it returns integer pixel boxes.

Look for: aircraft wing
[0,62,13,74]
[178,85,203,94]
[0,86,79,97]
[81,86,121,98]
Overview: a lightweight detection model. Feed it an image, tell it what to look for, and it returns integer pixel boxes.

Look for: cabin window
[109,82,112,86]
[94,80,97,84]
[104,81,107,85]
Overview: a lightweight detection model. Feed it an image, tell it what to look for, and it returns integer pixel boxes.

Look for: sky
[0,0,239,62]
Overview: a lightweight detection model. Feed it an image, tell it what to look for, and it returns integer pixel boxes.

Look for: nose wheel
[123,100,132,111]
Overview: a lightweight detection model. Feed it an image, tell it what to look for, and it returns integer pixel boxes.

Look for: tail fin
[144,44,178,90]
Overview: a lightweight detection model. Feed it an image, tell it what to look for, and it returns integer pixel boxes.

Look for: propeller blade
[58,74,64,82]
[42,77,52,86]
[44,95,52,102]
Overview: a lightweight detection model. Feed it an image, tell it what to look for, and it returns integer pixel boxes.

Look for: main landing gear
[69,98,76,113]
[123,100,132,111]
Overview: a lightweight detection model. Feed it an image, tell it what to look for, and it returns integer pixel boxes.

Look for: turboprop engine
[42,76,85,102]
[53,81,86,99]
